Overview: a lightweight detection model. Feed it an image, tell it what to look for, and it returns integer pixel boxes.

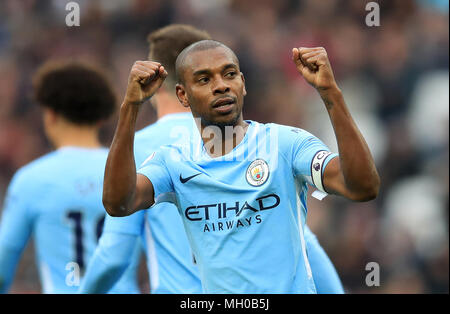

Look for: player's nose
[212,77,230,95]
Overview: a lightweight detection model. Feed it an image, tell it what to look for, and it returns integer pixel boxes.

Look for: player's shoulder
[135,124,184,149]
[16,150,62,177]
[14,147,108,180]
[135,116,194,153]
[268,122,311,137]
[139,144,179,169]
[135,114,193,141]
[157,143,188,161]
[135,123,159,143]
[8,151,60,191]
[249,120,305,134]
[251,121,314,145]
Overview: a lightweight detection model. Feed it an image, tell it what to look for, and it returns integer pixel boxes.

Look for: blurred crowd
[0,0,448,293]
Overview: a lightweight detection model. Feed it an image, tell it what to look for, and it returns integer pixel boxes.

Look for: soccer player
[103,40,379,293]
[0,62,140,293]
[80,26,344,294]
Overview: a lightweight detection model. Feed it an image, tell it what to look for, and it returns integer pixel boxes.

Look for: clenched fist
[292,47,338,91]
[123,61,168,105]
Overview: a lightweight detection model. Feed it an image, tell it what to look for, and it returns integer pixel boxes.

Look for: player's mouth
[212,96,236,114]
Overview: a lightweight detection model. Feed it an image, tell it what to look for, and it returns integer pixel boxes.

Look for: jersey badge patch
[246,159,270,186]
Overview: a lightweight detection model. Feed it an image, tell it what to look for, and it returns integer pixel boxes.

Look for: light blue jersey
[138,120,338,293]
[80,113,202,294]
[0,147,140,293]
[304,227,344,293]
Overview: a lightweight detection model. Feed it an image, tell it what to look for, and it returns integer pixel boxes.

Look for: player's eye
[198,77,209,84]
[225,71,237,78]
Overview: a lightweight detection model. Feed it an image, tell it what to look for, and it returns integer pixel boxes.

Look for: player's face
[177,47,246,128]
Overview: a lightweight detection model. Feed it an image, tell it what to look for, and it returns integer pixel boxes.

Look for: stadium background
[0,0,448,293]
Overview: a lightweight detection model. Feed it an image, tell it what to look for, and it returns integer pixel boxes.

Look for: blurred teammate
[103,40,380,293]
[79,25,209,294]
[0,62,140,293]
[80,25,344,294]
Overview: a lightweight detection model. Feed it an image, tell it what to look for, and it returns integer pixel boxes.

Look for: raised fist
[123,61,168,105]
[292,47,338,91]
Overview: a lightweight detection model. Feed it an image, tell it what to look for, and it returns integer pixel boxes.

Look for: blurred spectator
[0,0,448,293]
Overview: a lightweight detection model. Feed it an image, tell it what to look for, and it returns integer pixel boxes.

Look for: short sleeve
[137,150,174,200]
[291,129,338,192]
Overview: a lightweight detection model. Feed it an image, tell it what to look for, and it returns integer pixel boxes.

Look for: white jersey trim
[40,262,54,293]
[154,192,177,206]
[144,220,159,292]
[295,182,313,280]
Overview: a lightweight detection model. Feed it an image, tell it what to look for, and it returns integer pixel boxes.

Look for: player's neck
[49,123,101,149]
[154,90,190,120]
[200,118,249,158]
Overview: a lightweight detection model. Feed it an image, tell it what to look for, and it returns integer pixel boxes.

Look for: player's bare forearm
[103,102,140,217]
[319,87,380,201]
[103,61,166,216]
[292,47,379,201]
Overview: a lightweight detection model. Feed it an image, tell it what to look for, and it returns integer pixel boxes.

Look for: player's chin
[210,112,240,128]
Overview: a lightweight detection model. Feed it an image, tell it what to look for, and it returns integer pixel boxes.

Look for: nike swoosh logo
[179,173,201,184]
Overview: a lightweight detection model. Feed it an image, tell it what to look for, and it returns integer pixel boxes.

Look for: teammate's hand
[292,47,338,91]
[123,61,168,105]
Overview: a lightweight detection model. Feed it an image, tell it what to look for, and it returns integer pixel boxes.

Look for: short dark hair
[175,40,239,84]
[147,24,211,89]
[33,61,116,125]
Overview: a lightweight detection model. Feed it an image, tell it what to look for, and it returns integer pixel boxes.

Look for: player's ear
[240,72,247,96]
[41,107,58,145]
[176,83,190,108]
[42,107,57,125]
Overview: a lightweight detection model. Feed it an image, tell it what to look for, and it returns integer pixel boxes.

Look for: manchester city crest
[246,159,270,186]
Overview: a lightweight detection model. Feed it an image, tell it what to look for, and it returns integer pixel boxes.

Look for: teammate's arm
[292,47,380,201]
[78,231,140,293]
[103,61,167,217]
[0,177,34,293]
[0,246,25,293]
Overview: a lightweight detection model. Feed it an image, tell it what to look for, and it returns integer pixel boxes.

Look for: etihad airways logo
[184,194,281,233]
